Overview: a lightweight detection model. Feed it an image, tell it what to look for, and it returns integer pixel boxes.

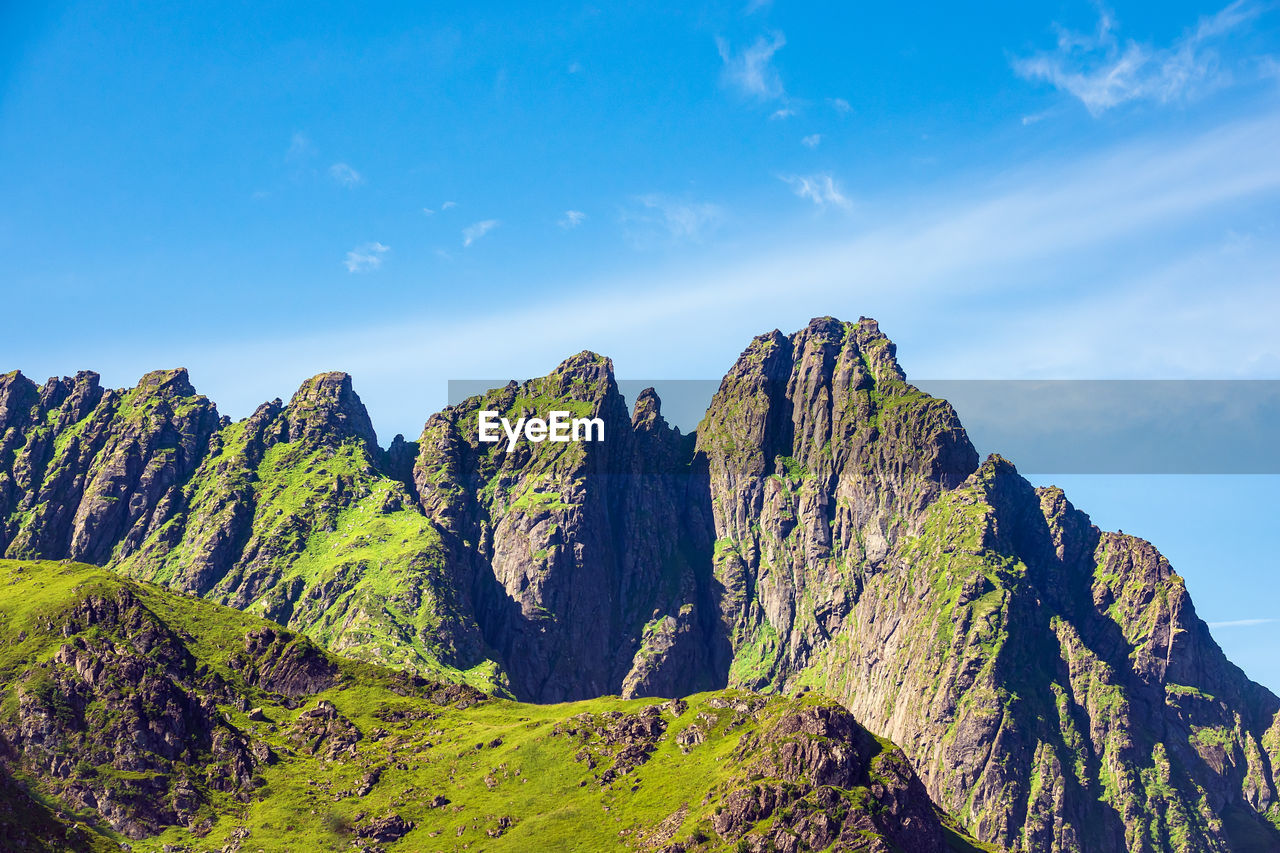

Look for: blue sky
[2,1,1279,686]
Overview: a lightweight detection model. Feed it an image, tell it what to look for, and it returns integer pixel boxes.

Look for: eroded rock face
[554,704,668,784]
[696,318,1280,850]
[0,367,499,687]
[695,316,979,689]
[0,759,103,852]
[233,627,340,698]
[0,369,221,566]
[410,353,723,702]
[746,448,1280,852]
[705,704,948,853]
[1,589,260,838]
[287,699,362,760]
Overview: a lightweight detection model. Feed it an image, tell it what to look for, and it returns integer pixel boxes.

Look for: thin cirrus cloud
[462,219,500,247]
[716,32,787,100]
[801,133,822,148]
[623,194,724,245]
[343,242,388,273]
[559,210,587,229]
[1013,0,1267,115]
[1209,618,1277,628]
[328,162,364,187]
[780,173,851,210]
[286,132,315,163]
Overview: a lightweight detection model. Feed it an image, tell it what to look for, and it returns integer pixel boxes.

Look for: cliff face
[790,455,1280,851]
[694,317,978,689]
[0,356,724,704]
[0,368,220,566]
[411,352,724,702]
[696,318,1280,851]
[2,318,1279,850]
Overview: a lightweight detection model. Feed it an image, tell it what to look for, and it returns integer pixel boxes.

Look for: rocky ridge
[1,317,1278,850]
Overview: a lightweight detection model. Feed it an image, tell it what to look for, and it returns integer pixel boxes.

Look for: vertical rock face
[4,317,1280,850]
[692,319,1280,851]
[0,368,221,565]
[411,352,722,702]
[284,371,379,448]
[696,316,978,689]
[791,456,1280,851]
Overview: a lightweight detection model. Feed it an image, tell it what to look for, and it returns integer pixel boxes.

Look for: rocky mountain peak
[0,369,34,395]
[542,351,622,413]
[553,349,614,381]
[132,367,197,401]
[0,370,38,427]
[789,315,906,389]
[285,371,378,449]
[630,387,668,433]
[31,370,103,416]
[721,328,793,385]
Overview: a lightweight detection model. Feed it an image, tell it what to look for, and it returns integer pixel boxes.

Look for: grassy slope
[112,422,506,693]
[0,560,994,853]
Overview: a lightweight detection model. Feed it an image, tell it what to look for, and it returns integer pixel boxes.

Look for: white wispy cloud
[559,210,587,229]
[801,133,823,148]
[770,108,795,120]
[423,207,435,216]
[329,162,364,188]
[624,195,724,245]
[286,132,315,163]
[828,97,852,114]
[1209,618,1277,628]
[462,219,500,247]
[780,173,851,210]
[716,32,787,100]
[441,200,458,210]
[1014,0,1265,115]
[343,242,388,273]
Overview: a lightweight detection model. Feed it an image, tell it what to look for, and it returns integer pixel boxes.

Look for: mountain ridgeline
[2,316,1278,852]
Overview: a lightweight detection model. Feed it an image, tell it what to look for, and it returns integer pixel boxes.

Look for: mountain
[696,320,1280,852]
[2,316,1278,851]
[0,367,500,691]
[0,559,985,852]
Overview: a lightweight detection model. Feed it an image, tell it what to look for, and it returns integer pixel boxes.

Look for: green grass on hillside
[0,560,992,852]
